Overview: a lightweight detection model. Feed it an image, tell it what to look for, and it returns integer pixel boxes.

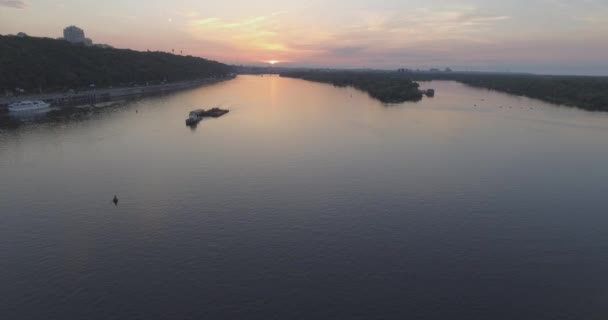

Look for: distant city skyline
[1,0,607,75]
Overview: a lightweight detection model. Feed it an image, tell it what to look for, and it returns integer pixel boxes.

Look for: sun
[267,60,280,65]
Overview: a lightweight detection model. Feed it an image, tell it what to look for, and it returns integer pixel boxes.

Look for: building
[63,25,85,44]
[60,25,110,48]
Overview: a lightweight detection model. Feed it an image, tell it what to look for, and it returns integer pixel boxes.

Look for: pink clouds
[0,0,26,9]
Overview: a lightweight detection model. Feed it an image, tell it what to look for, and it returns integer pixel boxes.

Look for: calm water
[2,75,608,320]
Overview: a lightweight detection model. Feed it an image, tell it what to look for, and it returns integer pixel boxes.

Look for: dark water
[2,76,608,320]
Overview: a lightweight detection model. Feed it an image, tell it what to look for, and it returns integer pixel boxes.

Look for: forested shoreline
[281,71,424,103]
[406,72,608,111]
[282,70,608,111]
[0,35,233,94]
[3,35,607,111]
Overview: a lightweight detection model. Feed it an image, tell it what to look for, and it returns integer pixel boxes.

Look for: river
[2,75,608,319]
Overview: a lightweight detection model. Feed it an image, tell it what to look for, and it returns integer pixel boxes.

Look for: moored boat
[8,100,51,113]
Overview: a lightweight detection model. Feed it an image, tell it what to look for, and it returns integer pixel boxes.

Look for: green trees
[457,76,608,111]
[282,69,608,111]
[0,35,232,93]
[402,72,608,111]
[282,71,423,103]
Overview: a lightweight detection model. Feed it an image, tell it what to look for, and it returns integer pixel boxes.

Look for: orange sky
[1,0,608,74]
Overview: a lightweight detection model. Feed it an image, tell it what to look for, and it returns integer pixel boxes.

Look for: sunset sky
[1,0,607,74]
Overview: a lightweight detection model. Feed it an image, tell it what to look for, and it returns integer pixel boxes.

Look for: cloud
[182,5,516,67]
[189,12,289,56]
[177,10,200,18]
[330,46,366,57]
[0,0,26,8]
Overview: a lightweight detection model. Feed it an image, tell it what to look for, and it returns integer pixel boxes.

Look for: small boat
[8,100,51,113]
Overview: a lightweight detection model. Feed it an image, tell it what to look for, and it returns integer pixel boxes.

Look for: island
[280,71,427,103]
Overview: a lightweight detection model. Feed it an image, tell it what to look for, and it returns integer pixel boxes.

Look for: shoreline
[0,75,235,112]
[280,71,427,104]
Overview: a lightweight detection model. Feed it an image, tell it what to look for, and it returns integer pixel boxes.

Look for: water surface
[2,76,608,319]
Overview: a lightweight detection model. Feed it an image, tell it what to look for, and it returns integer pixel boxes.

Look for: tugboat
[185,107,230,126]
[186,109,206,126]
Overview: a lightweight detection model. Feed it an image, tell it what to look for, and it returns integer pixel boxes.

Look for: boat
[186,109,206,126]
[8,100,51,113]
[185,107,230,126]
[205,107,230,118]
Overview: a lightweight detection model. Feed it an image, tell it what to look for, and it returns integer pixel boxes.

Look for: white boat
[8,100,51,113]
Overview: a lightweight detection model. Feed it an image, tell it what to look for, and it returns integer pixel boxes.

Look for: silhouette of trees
[457,75,608,111]
[404,72,608,111]
[282,71,423,103]
[285,70,608,111]
[0,35,233,93]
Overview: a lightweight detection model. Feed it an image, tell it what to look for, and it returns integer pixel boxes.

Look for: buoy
[113,195,118,205]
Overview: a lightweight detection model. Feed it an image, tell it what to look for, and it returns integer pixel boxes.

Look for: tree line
[283,69,608,111]
[0,35,233,94]
[403,72,608,111]
[281,71,423,103]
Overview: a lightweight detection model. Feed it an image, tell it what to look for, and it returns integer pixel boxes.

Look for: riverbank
[0,75,235,112]
[280,71,427,103]
[398,72,608,112]
[252,67,608,111]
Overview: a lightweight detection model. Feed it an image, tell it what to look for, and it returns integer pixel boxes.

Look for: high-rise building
[63,26,85,44]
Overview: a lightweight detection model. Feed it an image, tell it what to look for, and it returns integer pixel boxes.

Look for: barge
[185,107,230,126]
